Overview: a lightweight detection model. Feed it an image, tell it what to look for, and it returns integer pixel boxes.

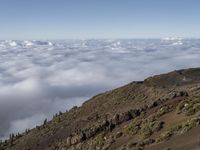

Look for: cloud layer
[0,39,200,138]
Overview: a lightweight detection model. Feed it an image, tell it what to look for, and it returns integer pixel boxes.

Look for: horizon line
[1,37,200,41]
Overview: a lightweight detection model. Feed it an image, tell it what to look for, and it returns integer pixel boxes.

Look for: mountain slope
[1,68,200,150]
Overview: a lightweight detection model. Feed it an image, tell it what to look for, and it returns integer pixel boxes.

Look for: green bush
[140,120,164,139]
[92,133,112,150]
[176,98,200,116]
[156,131,173,142]
[127,118,164,139]
[127,119,142,135]
[155,106,171,118]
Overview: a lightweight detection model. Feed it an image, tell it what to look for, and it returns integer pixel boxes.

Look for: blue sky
[0,0,200,39]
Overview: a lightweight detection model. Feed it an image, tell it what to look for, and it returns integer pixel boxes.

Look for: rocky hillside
[1,68,200,150]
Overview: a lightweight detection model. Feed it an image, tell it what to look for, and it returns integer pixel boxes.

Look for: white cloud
[0,39,200,139]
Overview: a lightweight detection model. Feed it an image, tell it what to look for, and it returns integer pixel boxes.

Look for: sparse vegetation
[177,97,200,116]
[140,120,164,139]
[127,117,164,139]
[91,133,113,150]
[132,145,143,150]
[131,139,155,150]
[127,119,142,135]
[157,117,200,142]
[155,106,172,118]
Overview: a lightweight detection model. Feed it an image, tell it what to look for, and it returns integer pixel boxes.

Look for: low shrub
[127,118,164,139]
[127,119,142,135]
[157,117,200,142]
[155,106,172,118]
[176,98,200,116]
[140,120,164,139]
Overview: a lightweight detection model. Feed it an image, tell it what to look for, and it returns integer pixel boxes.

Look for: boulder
[66,136,71,146]
[71,134,81,145]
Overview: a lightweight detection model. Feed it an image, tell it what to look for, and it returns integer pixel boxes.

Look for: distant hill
[1,68,200,150]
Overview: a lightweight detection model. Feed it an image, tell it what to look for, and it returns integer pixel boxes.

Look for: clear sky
[0,0,200,39]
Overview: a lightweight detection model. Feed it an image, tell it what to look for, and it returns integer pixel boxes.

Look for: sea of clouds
[0,38,200,138]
